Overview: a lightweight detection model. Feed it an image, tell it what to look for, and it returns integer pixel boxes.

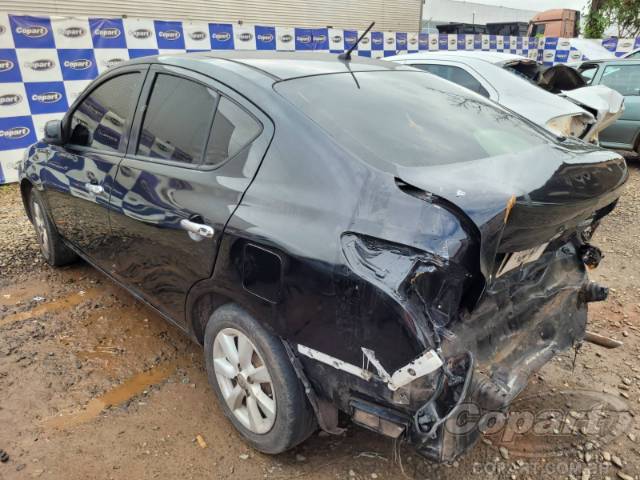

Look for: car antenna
[339,21,375,61]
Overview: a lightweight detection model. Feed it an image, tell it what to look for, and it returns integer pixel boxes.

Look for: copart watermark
[445,389,632,457]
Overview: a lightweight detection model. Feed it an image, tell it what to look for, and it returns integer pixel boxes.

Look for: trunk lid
[395,142,627,278]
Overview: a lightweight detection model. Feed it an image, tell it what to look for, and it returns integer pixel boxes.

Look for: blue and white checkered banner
[0,13,638,184]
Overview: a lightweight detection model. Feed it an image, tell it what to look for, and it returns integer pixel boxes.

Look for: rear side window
[276,71,549,168]
[205,97,262,166]
[600,65,640,96]
[69,72,143,152]
[137,74,218,164]
[411,64,490,97]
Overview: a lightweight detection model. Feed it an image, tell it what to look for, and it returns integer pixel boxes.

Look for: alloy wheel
[213,328,276,434]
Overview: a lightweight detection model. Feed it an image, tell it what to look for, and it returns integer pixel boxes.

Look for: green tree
[584,0,608,38]
[584,0,640,38]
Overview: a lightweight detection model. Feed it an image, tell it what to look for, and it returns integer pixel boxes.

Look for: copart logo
[16,25,48,38]
[0,126,30,139]
[559,39,571,49]
[214,31,231,42]
[61,26,85,38]
[103,58,124,68]
[360,36,370,45]
[430,37,438,46]
[0,93,22,106]
[445,390,632,458]
[189,31,207,41]
[94,26,121,39]
[570,51,582,60]
[257,33,274,43]
[409,36,418,46]
[105,113,123,127]
[544,51,555,60]
[25,59,55,71]
[237,32,253,42]
[0,25,6,35]
[159,29,181,40]
[0,59,14,72]
[130,28,152,39]
[32,91,62,103]
[332,34,342,43]
[64,59,92,70]
[279,34,293,43]
[621,40,634,48]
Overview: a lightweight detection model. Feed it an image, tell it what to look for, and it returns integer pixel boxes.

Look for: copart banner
[0,13,638,184]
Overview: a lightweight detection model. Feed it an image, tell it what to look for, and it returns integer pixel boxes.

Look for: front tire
[204,304,316,454]
[29,188,77,267]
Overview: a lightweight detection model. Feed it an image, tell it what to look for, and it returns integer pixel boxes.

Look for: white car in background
[622,48,640,59]
[386,51,624,143]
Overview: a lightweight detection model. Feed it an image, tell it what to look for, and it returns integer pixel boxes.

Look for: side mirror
[43,119,64,145]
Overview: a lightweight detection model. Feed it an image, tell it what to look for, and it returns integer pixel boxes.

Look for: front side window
[69,72,143,152]
[600,65,640,96]
[204,97,262,166]
[531,24,546,37]
[137,74,218,164]
[411,64,490,98]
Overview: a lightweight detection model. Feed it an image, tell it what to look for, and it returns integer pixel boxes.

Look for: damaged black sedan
[18,52,627,462]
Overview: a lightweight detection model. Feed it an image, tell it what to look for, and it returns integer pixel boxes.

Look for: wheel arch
[20,179,34,222]
[187,289,235,345]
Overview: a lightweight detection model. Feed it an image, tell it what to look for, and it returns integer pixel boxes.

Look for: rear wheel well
[20,179,34,222]
[189,291,233,345]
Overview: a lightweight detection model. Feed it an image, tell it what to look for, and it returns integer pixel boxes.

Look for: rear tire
[28,188,77,267]
[204,304,316,454]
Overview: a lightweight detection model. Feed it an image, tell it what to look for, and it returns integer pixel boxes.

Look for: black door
[108,65,269,325]
[42,66,147,266]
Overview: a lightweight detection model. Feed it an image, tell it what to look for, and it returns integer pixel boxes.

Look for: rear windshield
[275,70,550,167]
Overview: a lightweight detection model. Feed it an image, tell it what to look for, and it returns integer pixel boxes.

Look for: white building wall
[424,0,539,25]
[0,0,423,31]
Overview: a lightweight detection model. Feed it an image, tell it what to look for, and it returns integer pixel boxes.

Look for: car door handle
[180,218,215,240]
[85,183,104,195]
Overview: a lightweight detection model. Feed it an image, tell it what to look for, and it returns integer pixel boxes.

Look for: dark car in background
[18,52,627,462]
[575,59,640,155]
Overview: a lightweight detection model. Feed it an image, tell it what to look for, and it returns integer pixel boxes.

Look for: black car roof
[127,51,409,81]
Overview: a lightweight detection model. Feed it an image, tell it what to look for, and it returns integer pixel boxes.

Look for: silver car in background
[386,51,624,143]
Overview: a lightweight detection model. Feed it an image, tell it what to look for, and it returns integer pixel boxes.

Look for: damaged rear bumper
[296,241,608,463]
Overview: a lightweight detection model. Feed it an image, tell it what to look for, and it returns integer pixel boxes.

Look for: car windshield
[275,70,551,168]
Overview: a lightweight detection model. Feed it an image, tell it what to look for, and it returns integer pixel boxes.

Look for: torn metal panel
[297,344,373,382]
[298,344,443,391]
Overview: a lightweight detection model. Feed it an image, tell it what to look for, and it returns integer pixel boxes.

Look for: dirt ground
[1,162,639,480]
